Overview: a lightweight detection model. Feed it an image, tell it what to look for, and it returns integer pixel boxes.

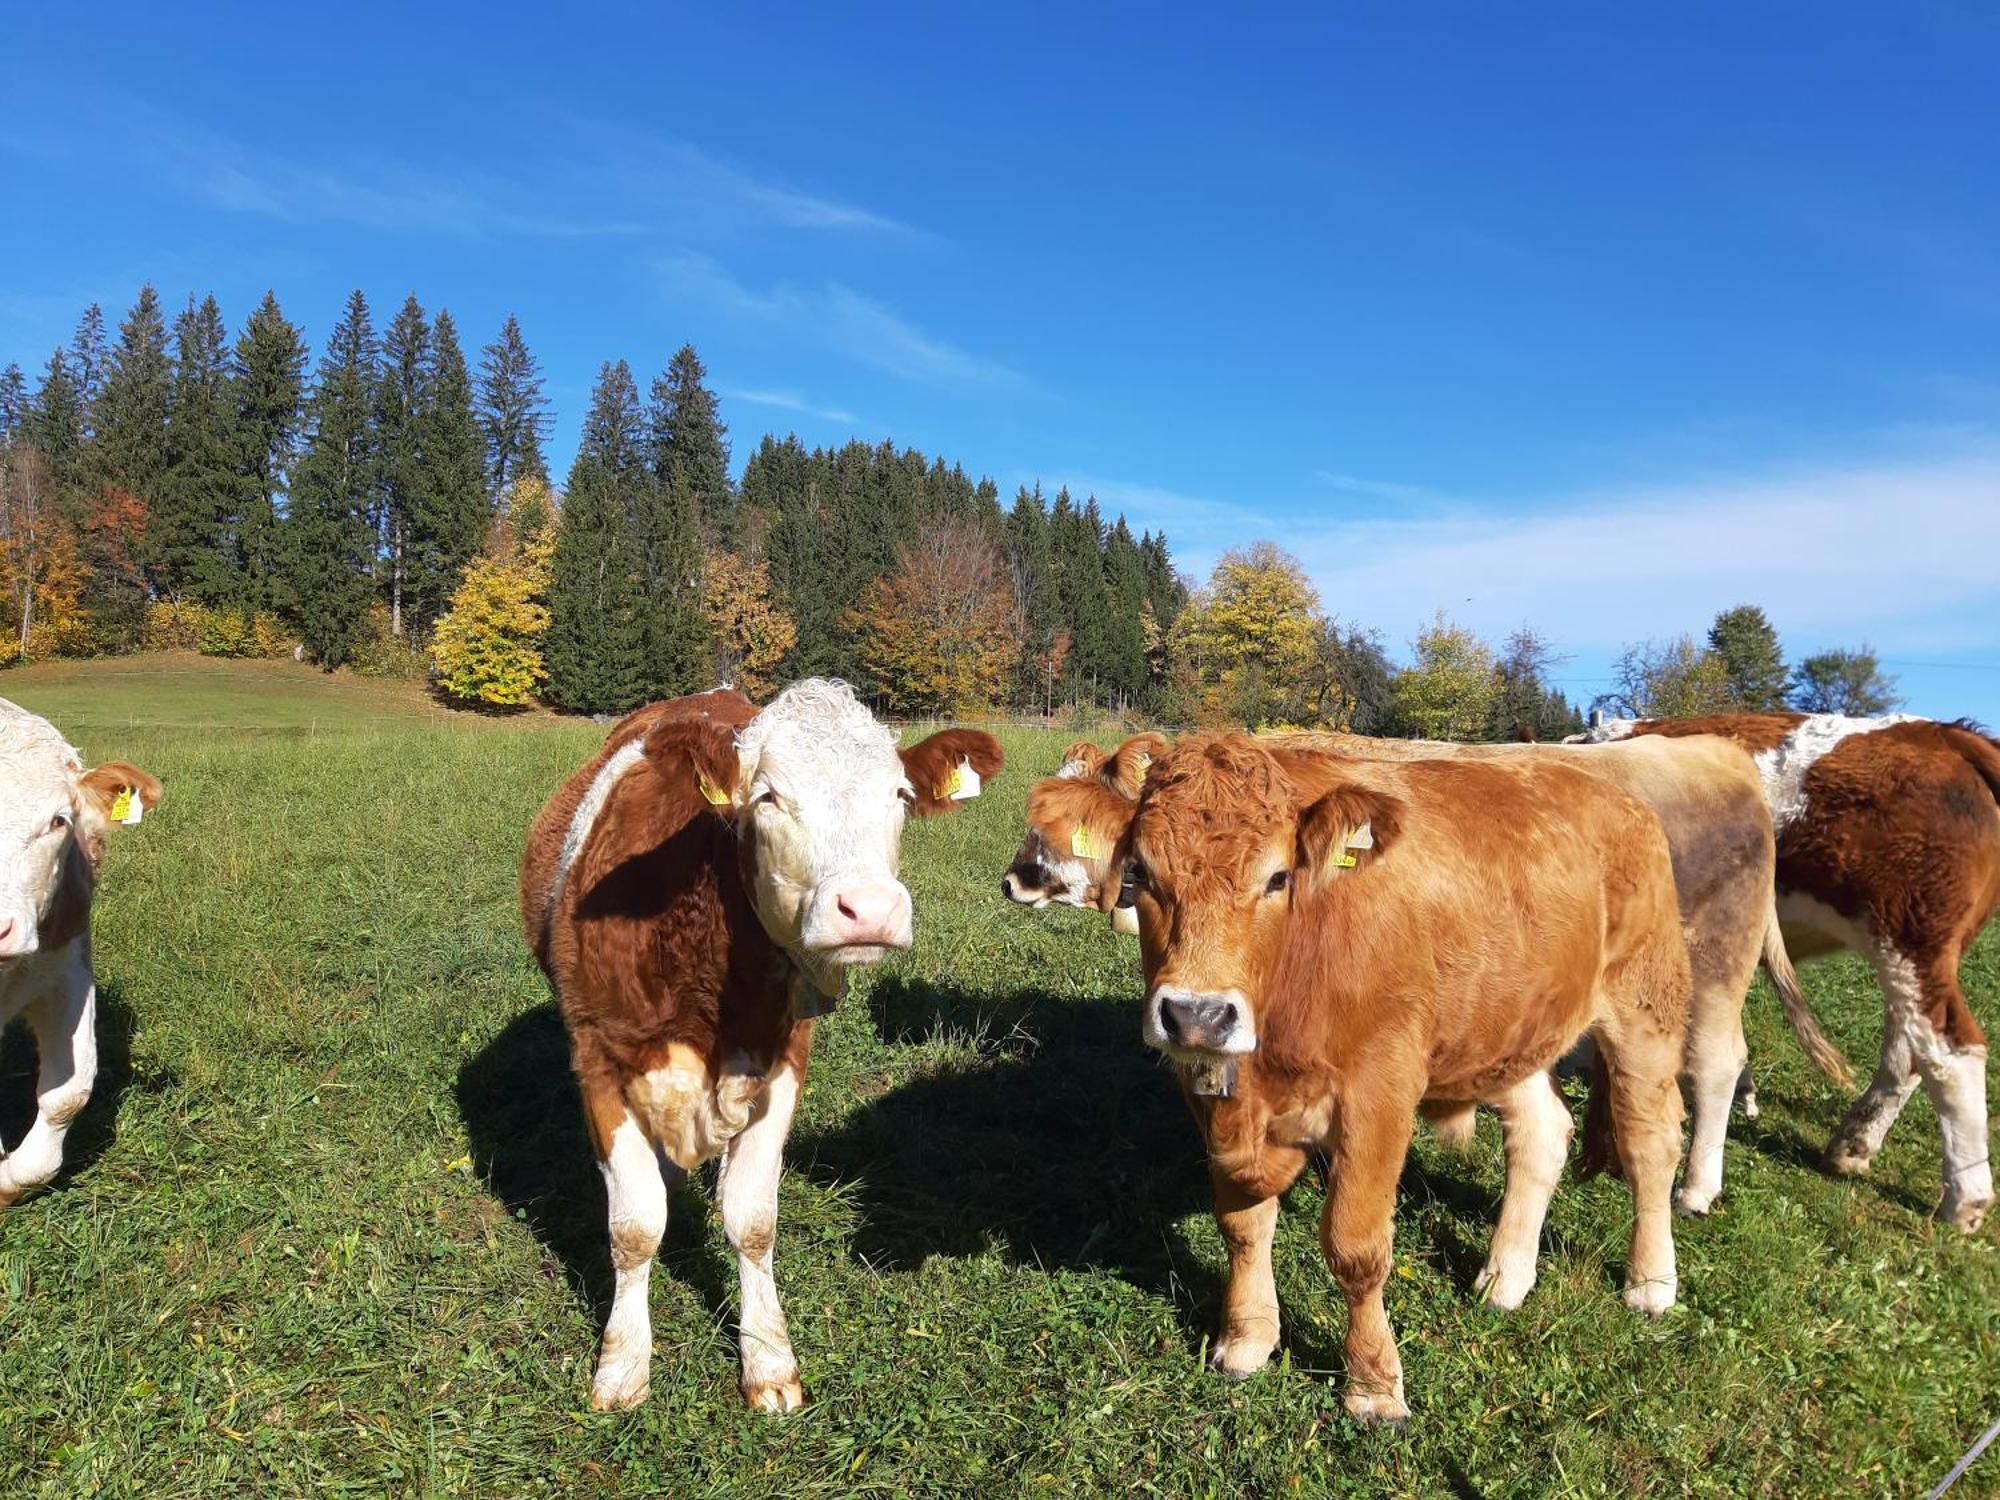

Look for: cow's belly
[625,1043,781,1171]
[1775,891,1870,961]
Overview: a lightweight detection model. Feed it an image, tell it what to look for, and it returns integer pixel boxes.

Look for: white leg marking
[1474,1073,1572,1311]
[0,965,96,1206]
[717,1066,804,1414]
[591,1113,671,1411]
[1677,1010,1749,1217]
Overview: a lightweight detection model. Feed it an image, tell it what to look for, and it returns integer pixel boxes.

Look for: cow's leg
[0,971,96,1208]
[1207,1140,1308,1380]
[1321,1096,1417,1425]
[1733,1065,1759,1120]
[589,1095,673,1411]
[1824,1015,1918,1178]
[717,1065,805,1414]
[1595,1019,1682,1316]
[1879,948,1993,1233]
[1473,1072,1572,1310]
[1676,1002,1750,1217]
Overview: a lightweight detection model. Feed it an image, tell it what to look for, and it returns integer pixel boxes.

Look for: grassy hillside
[0,655,1994,1496]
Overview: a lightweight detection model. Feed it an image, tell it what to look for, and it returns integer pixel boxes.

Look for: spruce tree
[544,362,648,712]
[1101,517,1149,705]
[375,295,431,634]
[156,295,241,602]
[649,343,733,538]
[29,352,85,491]
[1005,484,1057,709]
[67,304,109,435]
[477,313,550,505]
[232,293,308,611]
[0,363,26,446]
[405,309,486,636]
[636,350,716,697]
[1708,604,1789,710]
[285,290,379,667]
[89,285,173,505]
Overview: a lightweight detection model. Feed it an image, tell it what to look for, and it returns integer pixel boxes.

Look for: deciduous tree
[1393,614,1499,741]
[850,512,1018,714]
[702,547,796,699]
[1791,646,1901,715]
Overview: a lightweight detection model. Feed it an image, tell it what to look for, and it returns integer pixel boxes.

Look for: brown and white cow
[1574,712,2000,1231]
[521,680,1001,1412]
[1007,730,1846,1216]
[0,698,160,1206]
[1098,734,1690,1424]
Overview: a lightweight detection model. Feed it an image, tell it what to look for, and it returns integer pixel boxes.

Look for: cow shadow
[0,978,150,1196]
[453,1003,734,1325]
[1733,1106,1934,1217]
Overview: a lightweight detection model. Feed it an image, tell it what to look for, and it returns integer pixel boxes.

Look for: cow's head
[1116,734,1399,1061]
[0,708,160,960]
[682,680,1003,995]
[1001,734,1169,935]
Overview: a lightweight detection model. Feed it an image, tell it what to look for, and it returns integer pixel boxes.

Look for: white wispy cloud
[659,253,1025,389]
[1312,469,1432,502]
[723,387,859,425]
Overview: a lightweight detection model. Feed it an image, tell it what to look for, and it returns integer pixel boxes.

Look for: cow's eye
[47,812,71,835]
[1117,861,1148,908]
[1264,869,1290,897]
[754,787,786,812]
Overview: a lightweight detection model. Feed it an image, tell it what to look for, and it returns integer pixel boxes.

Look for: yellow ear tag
[1070,825,1101,860]
[109,787,138,825]
[941,758,982,801]
[697,772,734,807]
[1335,822,1372,869]
[1132,753,1152,789]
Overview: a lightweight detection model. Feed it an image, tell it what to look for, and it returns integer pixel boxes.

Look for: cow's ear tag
[109,786,141,825]
[1070,824,1101,859]
[1132,753,1152,788]
[942,758,982,801]
[1187,1059,1237,1098]
[1335,821,1372,869]
[697,771,735,807]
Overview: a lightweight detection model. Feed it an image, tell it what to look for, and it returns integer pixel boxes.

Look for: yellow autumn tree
[850,513,1019,714]
[430,498,555,708]
[703,548,797,699]
[1392,612,1499,741]
[1168,541,1325,725]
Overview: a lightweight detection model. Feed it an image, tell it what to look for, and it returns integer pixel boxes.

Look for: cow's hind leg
[1593,1012,1682,1316]
[589,1092,673,1411]
[1824,1018,1918,1179]
[0,974,97,1208]
[1677,999,1750,1218]
[717,1065,806,1414]
[1875,948,1993,1232]
[1473,1072,1572,1311]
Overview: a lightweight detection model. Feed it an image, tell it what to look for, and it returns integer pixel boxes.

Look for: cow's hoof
[1472,1261,1535,1312]
[1343,1386,1409,1427]
[1824,1142,1874,1178]
[1208,1334,1275,1381]
[1673,1187,1718,1218]
[589,1366,651,1412]
[1934,1194,1992,1235]
[743,1376,805,1415]
[0,1186,20,1210]
[1622,1276,1677,1317]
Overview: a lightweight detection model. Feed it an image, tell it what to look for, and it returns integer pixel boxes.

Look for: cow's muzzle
[1146,985,1256,1056]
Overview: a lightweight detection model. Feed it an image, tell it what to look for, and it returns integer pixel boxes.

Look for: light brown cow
[522,680,1002,1412]
[1101,733,1690,1424]
[0,697,160,1205]
[1574,712,2000,1230]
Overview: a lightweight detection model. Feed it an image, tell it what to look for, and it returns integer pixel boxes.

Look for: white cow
[0,697,159,1206]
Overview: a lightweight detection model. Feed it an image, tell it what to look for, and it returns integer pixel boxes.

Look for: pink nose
[826,881,911,949]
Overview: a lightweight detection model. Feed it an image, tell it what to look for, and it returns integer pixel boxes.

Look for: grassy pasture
[0,654,1995,1497]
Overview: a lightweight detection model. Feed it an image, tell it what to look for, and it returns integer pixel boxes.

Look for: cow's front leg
[718,1064,804,1414]
[1207,1146,1304,1379]
[589,1093,674,1411]
[1322,1095,1416,1425]
[0,971,97,1208]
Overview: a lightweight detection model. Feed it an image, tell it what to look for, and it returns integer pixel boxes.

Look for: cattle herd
[2,682,1996,1430]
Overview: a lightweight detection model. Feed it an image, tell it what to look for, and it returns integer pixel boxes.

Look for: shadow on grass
[1733,1107,1935,1217]
[0,978,151,1197]
[454,1003,733,1326]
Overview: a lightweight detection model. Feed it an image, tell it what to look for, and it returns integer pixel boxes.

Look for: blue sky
[4,4,1997,718]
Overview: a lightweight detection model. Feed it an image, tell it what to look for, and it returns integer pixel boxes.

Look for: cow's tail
[1761,908,1851,1087]
[1940,719,2000,809]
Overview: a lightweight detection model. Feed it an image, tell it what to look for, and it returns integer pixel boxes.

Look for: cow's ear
[661,724,744,819]
[1090,812,1143,915]
[901,729,1005,817]
[1105,732,1168,798]
[78,762,163,829]
[1296,783,1401,889]
[1058,741,1107,779]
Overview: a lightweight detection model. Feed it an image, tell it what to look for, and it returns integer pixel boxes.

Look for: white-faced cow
[521,680,1002,1412]
[1101,734,1690,1425]
[1573,712,2000,1231]
[0,697,160,1206]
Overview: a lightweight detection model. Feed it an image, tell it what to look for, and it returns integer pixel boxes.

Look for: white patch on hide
[1753,714,1922,832]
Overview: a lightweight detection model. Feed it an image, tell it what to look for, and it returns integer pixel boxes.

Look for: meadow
[1,654,1995,1497]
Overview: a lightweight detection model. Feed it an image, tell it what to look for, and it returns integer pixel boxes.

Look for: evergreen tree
[746,433,838,677]
[29,352,85,491]
[0,362,27,445]
[1005,484,1059,708]
[648,343,733,536]
[375,295,431,634]
[1101,517,1149,705]
[544,362,649,712]
[1708,604,1789,710]
[232,293,308,611]
[285,290,379,667]
[477,314,551,505]
[156,294,241,602]
[89,285,173,505]
[67,304,109,434]
[405,309,487,636]
[636,349,716,696]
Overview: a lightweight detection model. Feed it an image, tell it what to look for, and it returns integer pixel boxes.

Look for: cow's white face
[0,711,87,960]
[731,681,919,994]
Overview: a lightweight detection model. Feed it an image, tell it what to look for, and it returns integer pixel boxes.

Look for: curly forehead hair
[1140,734,1302,879]
[1147,733,1297,808]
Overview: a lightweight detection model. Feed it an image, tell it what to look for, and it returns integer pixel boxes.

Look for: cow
[1098,733,1690,1425]
[1000,731,1165,936]
[1007,730,1846,1215]
[0,697,160,1207]
[1572,712,2000,1231]
[520,680,1002,1413]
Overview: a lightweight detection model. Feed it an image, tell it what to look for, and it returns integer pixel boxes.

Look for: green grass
[0,655,1995,1497]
